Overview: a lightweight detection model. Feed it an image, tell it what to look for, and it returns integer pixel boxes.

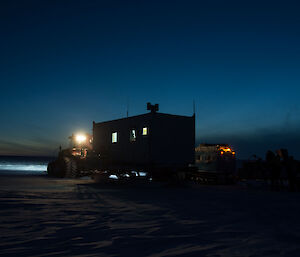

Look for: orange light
[220,146,231,152]
[232,152,236,155]
[221,151,224,155]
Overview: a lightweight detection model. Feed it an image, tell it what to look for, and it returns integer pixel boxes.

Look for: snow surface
[0,175,300,257]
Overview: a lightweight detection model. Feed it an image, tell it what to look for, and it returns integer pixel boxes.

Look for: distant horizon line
[0,155,55,159]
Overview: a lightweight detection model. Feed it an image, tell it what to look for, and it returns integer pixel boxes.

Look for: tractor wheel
[47,162,55,176]
[64,157,78,178]
[55,160,65,178]
[47,161,64,177]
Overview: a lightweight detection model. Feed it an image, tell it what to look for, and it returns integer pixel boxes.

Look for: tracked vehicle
[47,133,93,178]
[189,144,236,184]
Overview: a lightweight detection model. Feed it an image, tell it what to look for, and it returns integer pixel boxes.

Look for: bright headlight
[75,134,87,144]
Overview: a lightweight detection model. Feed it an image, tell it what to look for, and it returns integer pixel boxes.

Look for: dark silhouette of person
[266,150,274,189]
[276,149,286,189]
[286,156,297,192]
[276,148,296,191]
[266,150,281,191]
[274,154,282,190]
[296,161,300,191]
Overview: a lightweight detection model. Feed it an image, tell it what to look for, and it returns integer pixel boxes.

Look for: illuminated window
[130,129,136,142]
[112,132,118,143]
[142,127,148,136]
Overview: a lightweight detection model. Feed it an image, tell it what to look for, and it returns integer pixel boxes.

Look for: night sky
[1,0,300,159]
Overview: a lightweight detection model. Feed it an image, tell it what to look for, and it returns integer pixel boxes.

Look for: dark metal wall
[93,113,195,168]
[150,114,195,166]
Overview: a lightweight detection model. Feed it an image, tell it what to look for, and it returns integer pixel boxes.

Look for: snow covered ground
[0,175,300,257]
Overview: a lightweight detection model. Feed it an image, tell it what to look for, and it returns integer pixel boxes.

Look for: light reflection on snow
[0,163,47,172]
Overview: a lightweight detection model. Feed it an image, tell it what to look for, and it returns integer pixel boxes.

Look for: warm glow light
[220,147,232,152]
[219,146,236,155]
[75,134,87,144]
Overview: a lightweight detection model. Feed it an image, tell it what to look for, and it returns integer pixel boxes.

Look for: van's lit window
[130,129,136,142]
[112,132,118,143]
[142,127,148,135]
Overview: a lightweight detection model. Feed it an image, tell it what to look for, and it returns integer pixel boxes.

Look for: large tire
[47,162,55,176]
[64,157,78,178]
[47,161,65,178]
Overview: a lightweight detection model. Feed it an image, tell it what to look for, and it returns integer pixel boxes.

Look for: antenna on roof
[147,102,159,114]
[126,98,129,117]
[193,100,196,116]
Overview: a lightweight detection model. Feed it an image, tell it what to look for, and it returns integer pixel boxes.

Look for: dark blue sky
[1,0,300,158]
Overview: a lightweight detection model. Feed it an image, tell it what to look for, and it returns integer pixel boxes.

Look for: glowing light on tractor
[220,146,232,152]
[218,145,236,156]
[75,134,87,144]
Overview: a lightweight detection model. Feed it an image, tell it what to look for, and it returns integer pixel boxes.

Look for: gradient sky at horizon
[1,0,300,159]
